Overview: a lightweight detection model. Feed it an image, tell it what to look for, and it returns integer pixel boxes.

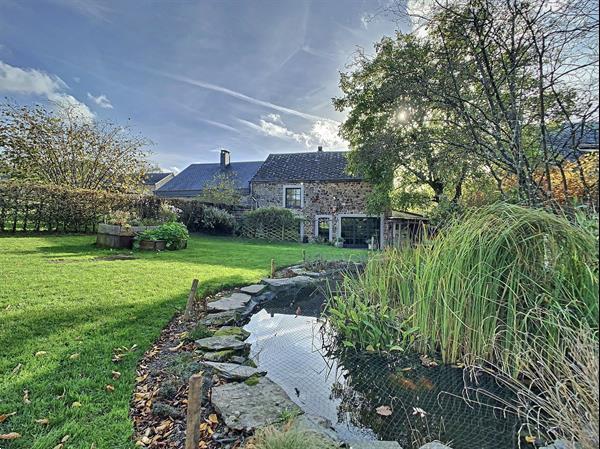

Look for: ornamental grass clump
[327,203,598,371]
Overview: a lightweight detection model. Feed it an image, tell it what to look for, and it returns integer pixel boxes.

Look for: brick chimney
[317,145,323,152]
[220,149,231,168]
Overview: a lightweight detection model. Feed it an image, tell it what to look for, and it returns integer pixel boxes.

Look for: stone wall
[251,180,378,242]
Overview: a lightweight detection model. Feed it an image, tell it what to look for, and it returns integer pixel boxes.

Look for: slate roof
[549,122,599,160]
[252,151,360,182]
[143,172,172,185]
[155,161,263,198]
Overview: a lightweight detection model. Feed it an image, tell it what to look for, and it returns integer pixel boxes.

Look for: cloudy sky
[0,0,407,171]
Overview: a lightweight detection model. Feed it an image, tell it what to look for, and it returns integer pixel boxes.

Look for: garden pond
[243,281,522,449]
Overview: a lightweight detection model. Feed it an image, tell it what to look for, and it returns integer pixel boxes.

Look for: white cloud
[0,60,94,121]
[87,92,113,109]
[239,114,346,149]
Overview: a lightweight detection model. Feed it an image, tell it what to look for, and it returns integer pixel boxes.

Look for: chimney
[317,145,323,152]
[220,149,231,168]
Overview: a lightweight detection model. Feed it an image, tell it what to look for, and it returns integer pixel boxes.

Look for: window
[285,187,302,209]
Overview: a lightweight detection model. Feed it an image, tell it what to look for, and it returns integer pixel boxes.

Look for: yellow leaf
[61,434,70,443]
[0,432,21,440]
[0,412,16,423]
[112,371,121,380]
[35,351,48,357]
[69,353,80,360]
[52,444,64,449]
[35,418,50,425]
[168,342,183,352]
[525,436,537,444]
[208,414,219,424]
[106,384,115,393]
[23,389,31,404]
[71,401,82,408]
[135,374,148,382]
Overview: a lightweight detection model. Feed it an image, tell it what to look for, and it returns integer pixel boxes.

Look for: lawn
[0,234,364,449]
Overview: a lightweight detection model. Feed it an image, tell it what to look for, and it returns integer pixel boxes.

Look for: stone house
[155,148,426,248]
[250,149,385,248]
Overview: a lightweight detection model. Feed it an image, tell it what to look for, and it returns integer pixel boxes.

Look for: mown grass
[0,234,363,449]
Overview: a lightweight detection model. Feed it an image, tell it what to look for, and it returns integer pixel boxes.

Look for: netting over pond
[243,282,521,449]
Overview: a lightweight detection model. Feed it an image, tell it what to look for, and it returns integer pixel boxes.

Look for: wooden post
[302,249,306,266]
[184,279,199,320]
[185,373,204,449]
[270,259,276,278]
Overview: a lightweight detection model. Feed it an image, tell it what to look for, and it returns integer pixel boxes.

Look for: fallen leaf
[35,418,50,425]
[0,412,16,423]
[135,374,148,382]
[71,401,82,408]
[168,342,183,352]
[61,434,70,443]
[69,353,80,360]
[0,433,21,440]
[376,405,393,416]
[11,363,23,375]
[525,436,537,444]
[35,351,48,357]
[208,413,218,424]
[112,371,122,380]
[52,444,64,449]
[23,389,31,404]
[106,384,115,393]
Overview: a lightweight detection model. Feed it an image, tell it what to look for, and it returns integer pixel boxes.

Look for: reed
[326,203,599,370]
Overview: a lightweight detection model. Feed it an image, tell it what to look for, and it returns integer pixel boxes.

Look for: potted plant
[334,237,345,248]
[136,222,189,251]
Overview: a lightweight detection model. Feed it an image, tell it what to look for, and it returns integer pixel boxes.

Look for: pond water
[243,283,521,449]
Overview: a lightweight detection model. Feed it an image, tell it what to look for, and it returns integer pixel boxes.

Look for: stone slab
[211,377,302,431]
[261,276,314,289]
[347,441,403,449]
[207,293,251,312]
[240,284,266,295]
[291,414,340,445]
[199,310,239,326]
[212,326,250,339]
[195,335,249,352]
[202,361,265,381]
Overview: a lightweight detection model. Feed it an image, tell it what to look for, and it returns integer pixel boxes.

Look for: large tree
[0,102,151,193]
[337,0,599,210]
[334,34,476,212]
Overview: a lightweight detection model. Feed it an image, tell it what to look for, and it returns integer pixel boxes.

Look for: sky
[0,0,408,172]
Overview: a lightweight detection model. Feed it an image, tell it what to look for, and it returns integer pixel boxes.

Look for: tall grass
[326,203,599,370]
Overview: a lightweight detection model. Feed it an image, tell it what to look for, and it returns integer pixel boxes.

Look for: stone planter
[139,239,167,251]
[96,223,159,249]
[334,241,344,248]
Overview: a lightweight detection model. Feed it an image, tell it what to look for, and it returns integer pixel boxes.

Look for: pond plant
[324,203,599,446]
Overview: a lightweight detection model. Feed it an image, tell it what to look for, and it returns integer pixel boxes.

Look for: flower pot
[96,224,160,249]
[334,241,345,248]
[139,239,167,251]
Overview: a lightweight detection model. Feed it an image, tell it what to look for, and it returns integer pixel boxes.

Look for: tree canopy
[0,102,151,193]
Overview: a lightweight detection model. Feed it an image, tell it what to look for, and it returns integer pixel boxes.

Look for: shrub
[240,207,301,241]
[136,222,189,250]
[200,206,236,234]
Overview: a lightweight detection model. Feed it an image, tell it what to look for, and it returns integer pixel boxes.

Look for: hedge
[239,207,302,241]
[0,181,161,233]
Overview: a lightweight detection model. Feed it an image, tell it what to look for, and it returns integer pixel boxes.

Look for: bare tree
[0,102,152,193]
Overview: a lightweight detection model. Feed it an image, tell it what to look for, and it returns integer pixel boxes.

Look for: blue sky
[0,0,406,171]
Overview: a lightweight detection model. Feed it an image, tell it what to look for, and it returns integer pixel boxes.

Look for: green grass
[0,234,363,448]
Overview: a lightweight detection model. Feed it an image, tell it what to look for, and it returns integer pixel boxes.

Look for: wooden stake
[270,259,276,278]
[185,373,204,449]
[302,249,306,265]
[184,278,199,320]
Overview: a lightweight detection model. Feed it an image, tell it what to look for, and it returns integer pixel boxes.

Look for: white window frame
[314,214,333,242]
[336,213,385,249]
[282,184,304,209]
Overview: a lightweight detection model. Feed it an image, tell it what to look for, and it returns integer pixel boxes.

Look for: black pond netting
[243,282,521,449]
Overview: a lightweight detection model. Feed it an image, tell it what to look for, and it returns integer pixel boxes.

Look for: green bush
[201,206,236,234]
[240,207,301,241]
[136,222,189,250]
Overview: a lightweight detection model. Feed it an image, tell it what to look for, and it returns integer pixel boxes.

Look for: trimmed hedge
[0,181,160,233]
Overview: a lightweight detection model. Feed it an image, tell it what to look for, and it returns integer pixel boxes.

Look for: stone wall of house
[251,180,376,241]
